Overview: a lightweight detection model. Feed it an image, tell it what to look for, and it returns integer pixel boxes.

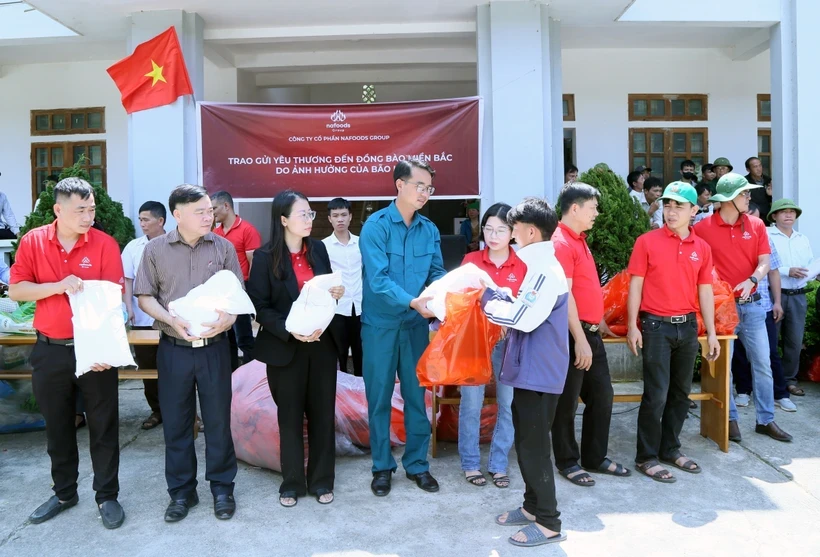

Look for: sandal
[584,457,631,477]
[279,492,298,508]
[559,465,595,487]
[141,412,162,430]
[508,524,567,547]
[465,473,486,487]
[492,474,510,489]
[788,385,805,397]
[315,489,334,504]
[495,507,534,527]
[636,460,676,483]
[660,452,701,474]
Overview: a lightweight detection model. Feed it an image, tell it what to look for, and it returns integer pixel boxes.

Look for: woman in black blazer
[247,190,344,507]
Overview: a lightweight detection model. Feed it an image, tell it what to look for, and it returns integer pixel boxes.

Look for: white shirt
[121,235,154,326]
[768,225,815,290]
[649,205,663,228]
[630,189,649,212]
[0,191,19,234]
[322,232,363,317]
[693,204,714,224]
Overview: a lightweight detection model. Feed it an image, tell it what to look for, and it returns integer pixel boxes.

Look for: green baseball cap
[767,198,802,222]
[712,157,733,171]
[660,181,698,206]
[709,172,761,202]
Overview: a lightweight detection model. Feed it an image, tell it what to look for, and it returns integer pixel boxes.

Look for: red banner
[199,98,480,199]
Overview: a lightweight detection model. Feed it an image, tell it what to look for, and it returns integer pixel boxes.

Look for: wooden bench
[0,330,160,380]
[431,335,734,457]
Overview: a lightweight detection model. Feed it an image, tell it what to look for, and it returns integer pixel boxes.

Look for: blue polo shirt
[360,201,446,329]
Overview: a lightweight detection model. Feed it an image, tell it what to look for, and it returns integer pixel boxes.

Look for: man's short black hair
[695,182,712,197]
[701,163,714,174]
[558,182,599,214]
[210,190,234,210]
[139,201,166,221]
[328,198,352,213]
[54,177,93,203]
[644,177,663,191]
[626,171,642,189]
[169,184,208,213]
[393,159,436,184]
[680,159,695,171]
[565,164,578,174]
[507,197,558,241]
[745,157,761,171]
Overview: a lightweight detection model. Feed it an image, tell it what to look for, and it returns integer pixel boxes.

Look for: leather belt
[36,332,74,346]
[161,332,226,348]
[782,288,807,296]
[640,312,697,324]
[735,293,762,305]
[581,321,600,333]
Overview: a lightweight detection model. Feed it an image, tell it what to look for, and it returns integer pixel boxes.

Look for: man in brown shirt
[135,184,243,523]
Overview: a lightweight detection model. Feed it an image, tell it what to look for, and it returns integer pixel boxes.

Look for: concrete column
[476,2,563,212]
[771,0,820,244]
[128,10,204,229]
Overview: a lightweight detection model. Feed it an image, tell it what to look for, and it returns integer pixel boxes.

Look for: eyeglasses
[403,180,435,196]
[483,226,511,237]
[740,191,752,199]
[290,210,317,222]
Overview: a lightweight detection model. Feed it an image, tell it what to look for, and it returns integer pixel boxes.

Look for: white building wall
[563,48,770,177]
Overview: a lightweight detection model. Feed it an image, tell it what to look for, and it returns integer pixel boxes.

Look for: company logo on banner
[198,98,480,199]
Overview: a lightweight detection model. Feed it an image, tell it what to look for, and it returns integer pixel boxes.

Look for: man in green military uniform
[706,157,733,194]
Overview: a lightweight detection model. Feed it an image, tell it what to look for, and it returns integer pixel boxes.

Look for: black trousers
[0,227,16,239]
[636,317,699,463]
[30,341,120,504]
[733,310,790,400]
[332,306,363,376]
[157,336,236,500]
[512,388,562,532]
[133,325,160,414]
[552,330,614,470]
[230,313,256,367]
[266,338,337,496]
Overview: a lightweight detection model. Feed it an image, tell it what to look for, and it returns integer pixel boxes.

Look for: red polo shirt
[462,248,527,297]
[694,212,770,291]
[291,244,314,292]
[552,222,604,324]
[627,226,714,316]
[214,216,262,281]
[10,221,125,339]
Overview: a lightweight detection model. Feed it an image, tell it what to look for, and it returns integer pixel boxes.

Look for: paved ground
[1,380,819,557]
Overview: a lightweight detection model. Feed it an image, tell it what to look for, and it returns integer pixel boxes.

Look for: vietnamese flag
[107,27,193,114]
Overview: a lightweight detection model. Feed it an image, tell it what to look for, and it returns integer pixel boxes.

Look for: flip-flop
[141,412,162,430]
[660,453,701,474]
[559,465,595,487]
[465,473,487,487]
[636,460,676,483]
[788,385,805,396]
[491,474,510,489]
[508,524,567,547]
[584,457,631,477]
[315,489,334,504]
[279,492,298,508]
[495,507,534,526]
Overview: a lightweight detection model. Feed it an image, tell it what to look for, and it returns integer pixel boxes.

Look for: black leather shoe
[371,471,393,497]
[728,420,742,443]
[99,500,125,529]
[755,421,793,442]
[406,471,440,493]
[29,494,79,524]
[213,494,236,520]
[164,492,199,523]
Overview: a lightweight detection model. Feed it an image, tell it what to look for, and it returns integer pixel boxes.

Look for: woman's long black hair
[479,202,513,244]
[268,189,317,280]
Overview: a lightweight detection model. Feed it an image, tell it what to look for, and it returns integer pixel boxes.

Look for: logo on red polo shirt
[690,251,699,262]
[742,231,752,240]
[79,256,92,269]
[507,272,518,283]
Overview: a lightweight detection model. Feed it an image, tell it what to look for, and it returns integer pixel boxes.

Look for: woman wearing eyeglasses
[458,203,526,489]
[247,190,344,507]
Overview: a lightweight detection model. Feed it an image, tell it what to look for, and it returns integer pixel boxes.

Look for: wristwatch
[749,276,759,285]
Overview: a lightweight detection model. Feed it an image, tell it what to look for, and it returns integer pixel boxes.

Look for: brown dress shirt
[133,228,243,339]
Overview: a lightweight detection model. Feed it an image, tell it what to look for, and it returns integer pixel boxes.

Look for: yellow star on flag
[145,60,167,87]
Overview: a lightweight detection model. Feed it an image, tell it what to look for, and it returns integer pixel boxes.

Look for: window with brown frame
[628,94,707,121]
[30,107,105,136]
[629,128,708,184]
[562,94,575,121]
[757,94,771,122]
[31,141,106,204]
[758,128,771,176]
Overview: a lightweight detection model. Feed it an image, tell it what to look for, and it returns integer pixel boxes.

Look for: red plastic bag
[695,270,739,335]
[416,288,503,387]
[435,385,499,443]
[602,271,631,336]
[806,355,820,382]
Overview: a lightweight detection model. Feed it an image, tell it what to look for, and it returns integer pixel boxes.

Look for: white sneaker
[735,393,751,407]
[776,398,797,412]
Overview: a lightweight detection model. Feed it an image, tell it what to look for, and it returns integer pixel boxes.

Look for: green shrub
[803,281,820,352]
[13,157,134,256]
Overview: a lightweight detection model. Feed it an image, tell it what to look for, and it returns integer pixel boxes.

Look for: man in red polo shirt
[694,173,792,443]
[551,183,629,488]
[627,182,720,483]
[9,178,126,529]
[211,191,261,368]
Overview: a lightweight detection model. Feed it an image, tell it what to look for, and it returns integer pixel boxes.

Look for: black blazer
[247,239,342,367]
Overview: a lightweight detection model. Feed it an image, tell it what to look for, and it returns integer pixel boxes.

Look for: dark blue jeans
[732,310,790,400]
